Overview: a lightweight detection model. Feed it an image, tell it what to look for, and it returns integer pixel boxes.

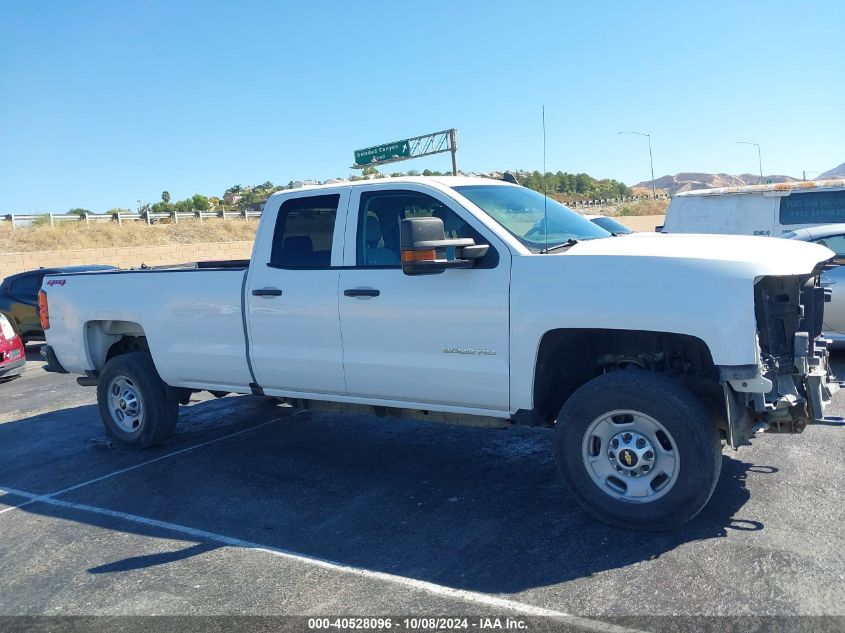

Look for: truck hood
[565,233,833,276]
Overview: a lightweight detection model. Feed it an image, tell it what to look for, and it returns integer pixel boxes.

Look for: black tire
[554,369,722,531]
[96,352,178,449]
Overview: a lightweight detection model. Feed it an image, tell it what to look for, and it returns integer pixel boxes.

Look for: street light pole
[619,131,656,198]
[736,141,763,184]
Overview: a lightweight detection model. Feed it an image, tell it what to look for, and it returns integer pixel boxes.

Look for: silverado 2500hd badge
[442,347,497,356]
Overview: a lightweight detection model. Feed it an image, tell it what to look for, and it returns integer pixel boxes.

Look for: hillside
[635,172,798,196]
[635,160,844,196]
[817,162,845,180]
[0,218,257,253]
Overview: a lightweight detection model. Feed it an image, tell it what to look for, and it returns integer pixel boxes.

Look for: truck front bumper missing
[721,335,838,449]
[805,338,838,422]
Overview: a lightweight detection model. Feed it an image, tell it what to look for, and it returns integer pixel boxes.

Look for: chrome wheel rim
[107,376,144,433]
[581,409,680,503]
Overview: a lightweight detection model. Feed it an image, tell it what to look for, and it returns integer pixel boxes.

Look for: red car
[0,313,25,378]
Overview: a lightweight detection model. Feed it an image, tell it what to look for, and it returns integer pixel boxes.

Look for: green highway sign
[354,139,411,166]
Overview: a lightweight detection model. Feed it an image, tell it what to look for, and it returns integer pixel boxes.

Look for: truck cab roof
[268,176,515,197]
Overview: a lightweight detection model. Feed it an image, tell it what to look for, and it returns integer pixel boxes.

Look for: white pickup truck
[40,176,838,530]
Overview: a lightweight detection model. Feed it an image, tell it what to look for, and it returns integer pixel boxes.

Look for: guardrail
[2,194,666,229]
[2,208,264,229]
[565,195,669,207]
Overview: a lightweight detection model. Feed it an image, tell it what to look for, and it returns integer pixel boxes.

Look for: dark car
[0,265,116,342]
[584,214,634,235]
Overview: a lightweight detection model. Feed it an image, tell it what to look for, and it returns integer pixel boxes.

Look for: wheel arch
[529,328,720,427]
[83,320,149,371]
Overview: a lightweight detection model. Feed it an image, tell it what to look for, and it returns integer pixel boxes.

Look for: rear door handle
[252,288,283,297]
[344,288,380,298]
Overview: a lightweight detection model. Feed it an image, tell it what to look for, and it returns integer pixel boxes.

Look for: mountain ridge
[817,162,845,180]
[635,161,844,196]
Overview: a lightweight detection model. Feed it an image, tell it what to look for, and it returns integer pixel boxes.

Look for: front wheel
[96,352,178,448]
[555,370,722,530]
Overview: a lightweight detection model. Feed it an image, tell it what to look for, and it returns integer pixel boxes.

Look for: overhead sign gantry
[352,129,457,175]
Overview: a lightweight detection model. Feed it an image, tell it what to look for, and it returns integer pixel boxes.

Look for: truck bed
[44,266,253,392]
[143,259,250,271]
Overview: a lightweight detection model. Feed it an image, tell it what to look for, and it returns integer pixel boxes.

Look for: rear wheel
[554,369,722,530]
[97,352,178,448]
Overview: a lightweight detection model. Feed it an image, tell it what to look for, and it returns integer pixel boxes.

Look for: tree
[259,180,274,190]
[191,194,210,211]
[161,191,171,204]
[67,208,91,217]
[554,171,567,193]
[575,173,592,193]
[362,166,379,176]
[151,202,172,215]
[238,190,262,208]
[228,184,243,194]
[173,199,193,213]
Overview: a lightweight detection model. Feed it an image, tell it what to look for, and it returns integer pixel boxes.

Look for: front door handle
[344,288,380,298]
[252,288,283,297]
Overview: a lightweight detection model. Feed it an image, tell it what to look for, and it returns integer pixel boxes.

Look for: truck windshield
[453,185,610,251]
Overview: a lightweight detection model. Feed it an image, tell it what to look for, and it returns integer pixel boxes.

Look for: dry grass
[615,199,669,216]
[0,202,667,253]
[0,219,258,253]
[613,214,666,232]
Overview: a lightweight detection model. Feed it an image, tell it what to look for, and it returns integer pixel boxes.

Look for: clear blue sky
[2,0,843,213]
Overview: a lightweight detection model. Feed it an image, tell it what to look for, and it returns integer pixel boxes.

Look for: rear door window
[269,194,340,269]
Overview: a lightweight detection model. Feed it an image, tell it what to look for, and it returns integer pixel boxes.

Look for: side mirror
[400,217,489,275]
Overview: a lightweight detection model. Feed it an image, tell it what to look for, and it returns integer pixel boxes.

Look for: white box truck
[662,179,845,237]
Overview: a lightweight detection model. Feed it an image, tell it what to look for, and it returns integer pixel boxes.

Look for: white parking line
[0,416,284,515]
[0,406,645,632]
[0,484,645,633]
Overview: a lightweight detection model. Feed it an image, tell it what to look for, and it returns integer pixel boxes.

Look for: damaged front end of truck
[720,266,838,448]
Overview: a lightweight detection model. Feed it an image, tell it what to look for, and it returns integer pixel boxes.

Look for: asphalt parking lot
[0,345,843,631]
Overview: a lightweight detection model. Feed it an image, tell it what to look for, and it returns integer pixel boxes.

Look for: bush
[616,199,669,216]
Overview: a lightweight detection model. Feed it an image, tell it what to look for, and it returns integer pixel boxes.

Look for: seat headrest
[365,215,382,247]
[283,235,313,255]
